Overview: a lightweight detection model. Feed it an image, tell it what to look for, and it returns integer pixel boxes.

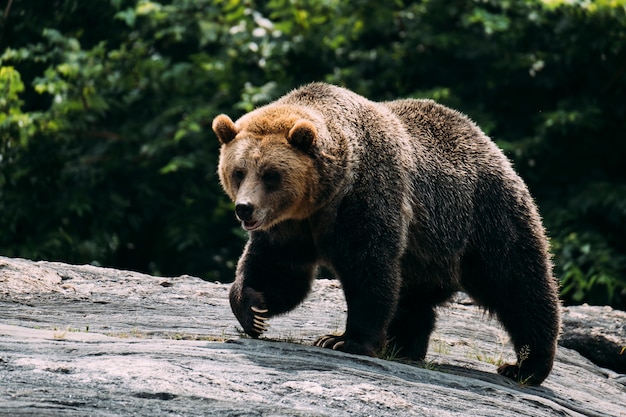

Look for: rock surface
[1,256,624,416]
[559,304,626,374]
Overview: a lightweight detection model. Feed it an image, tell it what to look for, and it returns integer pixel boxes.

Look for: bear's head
[212,107,320,231]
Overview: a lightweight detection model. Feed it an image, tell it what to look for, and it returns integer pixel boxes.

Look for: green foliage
[1,0,625,307]
[554,232,625,307]
[0,0,255,279]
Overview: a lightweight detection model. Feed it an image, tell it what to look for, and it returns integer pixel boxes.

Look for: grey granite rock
[560,303,626,374]
[1,256,624,416]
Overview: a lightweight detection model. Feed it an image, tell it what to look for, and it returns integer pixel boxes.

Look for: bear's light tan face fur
[214,113,319,231]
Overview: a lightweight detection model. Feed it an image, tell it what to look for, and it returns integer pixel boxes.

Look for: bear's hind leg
[461,249,560,385]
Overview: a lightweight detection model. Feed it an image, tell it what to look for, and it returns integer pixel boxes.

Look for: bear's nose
[235,202,255,222]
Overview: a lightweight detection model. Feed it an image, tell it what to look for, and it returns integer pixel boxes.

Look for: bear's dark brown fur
[212,83,561,385]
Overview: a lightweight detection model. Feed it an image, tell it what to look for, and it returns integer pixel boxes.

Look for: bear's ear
[287,120,317,150]
[212,114,239,144]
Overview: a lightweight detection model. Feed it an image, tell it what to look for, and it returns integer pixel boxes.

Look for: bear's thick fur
[212,83,560,385]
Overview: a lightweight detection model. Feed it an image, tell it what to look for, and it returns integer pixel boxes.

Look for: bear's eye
[232,169,245,186]
[262,170,281,190]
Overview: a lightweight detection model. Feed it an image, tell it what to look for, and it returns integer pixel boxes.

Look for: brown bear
[212,82,561,385]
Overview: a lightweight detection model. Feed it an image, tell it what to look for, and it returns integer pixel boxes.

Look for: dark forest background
[1,0,625,308]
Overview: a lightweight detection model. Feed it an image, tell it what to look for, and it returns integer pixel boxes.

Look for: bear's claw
[314,334,378,357]
[315,335,341,349]
[497,362,543,386]
[251,306,269,334]
[314,335,346,351]
[331,340,345,350]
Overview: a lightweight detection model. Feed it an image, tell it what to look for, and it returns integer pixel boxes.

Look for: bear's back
[383,98,515,178]
[278,82,366,109]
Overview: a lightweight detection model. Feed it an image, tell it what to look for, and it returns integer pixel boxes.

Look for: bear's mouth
[242,220,263,231]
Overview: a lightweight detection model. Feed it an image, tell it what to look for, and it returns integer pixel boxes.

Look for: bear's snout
[235,202,264,231]
[235,202,255,222]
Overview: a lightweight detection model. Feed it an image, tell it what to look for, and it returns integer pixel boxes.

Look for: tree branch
[4,0,13,19]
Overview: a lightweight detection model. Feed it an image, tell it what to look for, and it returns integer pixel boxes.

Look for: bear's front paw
[314,334,377,357]
[250,305,270,335]
[230,286,270,338]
